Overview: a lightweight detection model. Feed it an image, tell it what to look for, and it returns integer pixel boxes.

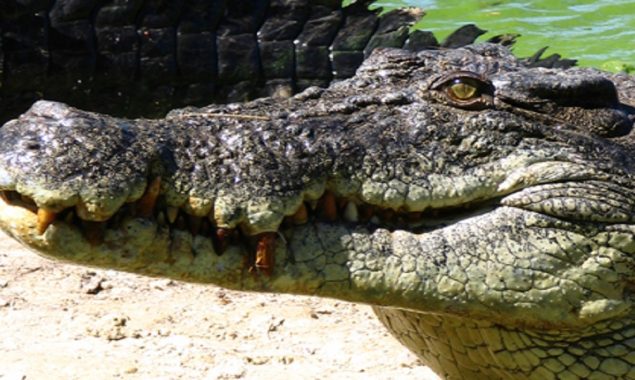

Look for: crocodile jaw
[1,190,632,332]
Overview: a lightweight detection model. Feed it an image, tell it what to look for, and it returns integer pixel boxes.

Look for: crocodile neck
[376,309,635,379]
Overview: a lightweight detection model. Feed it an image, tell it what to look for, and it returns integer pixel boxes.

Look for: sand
[0,231,439,379]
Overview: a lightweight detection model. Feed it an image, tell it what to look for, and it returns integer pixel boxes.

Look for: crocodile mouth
[0,181,499,276]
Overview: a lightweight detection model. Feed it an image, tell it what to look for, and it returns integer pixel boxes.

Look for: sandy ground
[0,231,439,380]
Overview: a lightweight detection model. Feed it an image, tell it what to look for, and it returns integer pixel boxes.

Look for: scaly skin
[0,0,569,125]
[1,44,635,379]
[1,0,428,123]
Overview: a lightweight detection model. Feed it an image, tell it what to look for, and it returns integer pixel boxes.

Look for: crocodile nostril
[611,119,634,137]
[594,109,634,137]
[24,141,40,150]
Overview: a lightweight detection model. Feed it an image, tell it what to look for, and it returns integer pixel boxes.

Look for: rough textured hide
[0,1,430,122]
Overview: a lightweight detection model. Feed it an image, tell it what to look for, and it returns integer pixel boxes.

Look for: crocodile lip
[0,187,500,275]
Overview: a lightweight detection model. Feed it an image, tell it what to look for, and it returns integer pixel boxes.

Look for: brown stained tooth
[36,208,57,235]
[136,177,161,218]
[82,220,105,246]
[359,204,374,222]
[214,228,233,255]
[255,232,277,277]
[188,215,202,236]
[287,203,308,225]
[166,207,179,224]
[317,191,338,221]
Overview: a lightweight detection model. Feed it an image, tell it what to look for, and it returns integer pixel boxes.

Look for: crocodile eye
[430,72,494,110]
[448,79,479,100]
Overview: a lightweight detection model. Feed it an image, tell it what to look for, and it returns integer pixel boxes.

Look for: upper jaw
[0,154,613,269]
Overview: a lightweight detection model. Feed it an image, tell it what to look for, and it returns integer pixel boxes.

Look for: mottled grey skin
[1,44,635,379]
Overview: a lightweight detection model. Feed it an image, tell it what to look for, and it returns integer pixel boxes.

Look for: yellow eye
[448,81,478,100]
[428,72,494,110]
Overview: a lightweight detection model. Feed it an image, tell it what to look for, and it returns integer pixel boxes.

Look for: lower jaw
[0,194,362,294]
[0,192,508,302]
[0,185,497,275]
[0,196,248,282]
[2,196,557,323]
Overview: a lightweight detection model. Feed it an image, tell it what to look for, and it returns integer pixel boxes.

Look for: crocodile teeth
[287,203,308,224]
[318,191,338,221]
[254,232,276,276]
[36,208,57,235]
[136,177,161,218]
[214,228,233,254]
[166,207,178,224]
[343,202,359,222]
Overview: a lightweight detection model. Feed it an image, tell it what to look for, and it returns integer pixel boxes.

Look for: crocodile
[2,42,635,379]
[1,0,454,124]
[1,0,571,125]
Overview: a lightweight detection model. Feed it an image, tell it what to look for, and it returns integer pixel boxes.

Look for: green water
[368,0,635,72]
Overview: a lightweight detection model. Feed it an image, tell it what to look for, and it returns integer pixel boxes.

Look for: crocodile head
[1,44,635,376]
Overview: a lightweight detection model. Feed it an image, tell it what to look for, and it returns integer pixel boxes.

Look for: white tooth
[167,207,178,224]
[343,202,358,222]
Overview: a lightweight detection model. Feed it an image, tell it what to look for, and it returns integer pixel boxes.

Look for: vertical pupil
[450,80,478,100]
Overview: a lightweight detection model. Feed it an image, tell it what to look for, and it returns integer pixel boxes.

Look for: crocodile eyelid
[429,71,490,90]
